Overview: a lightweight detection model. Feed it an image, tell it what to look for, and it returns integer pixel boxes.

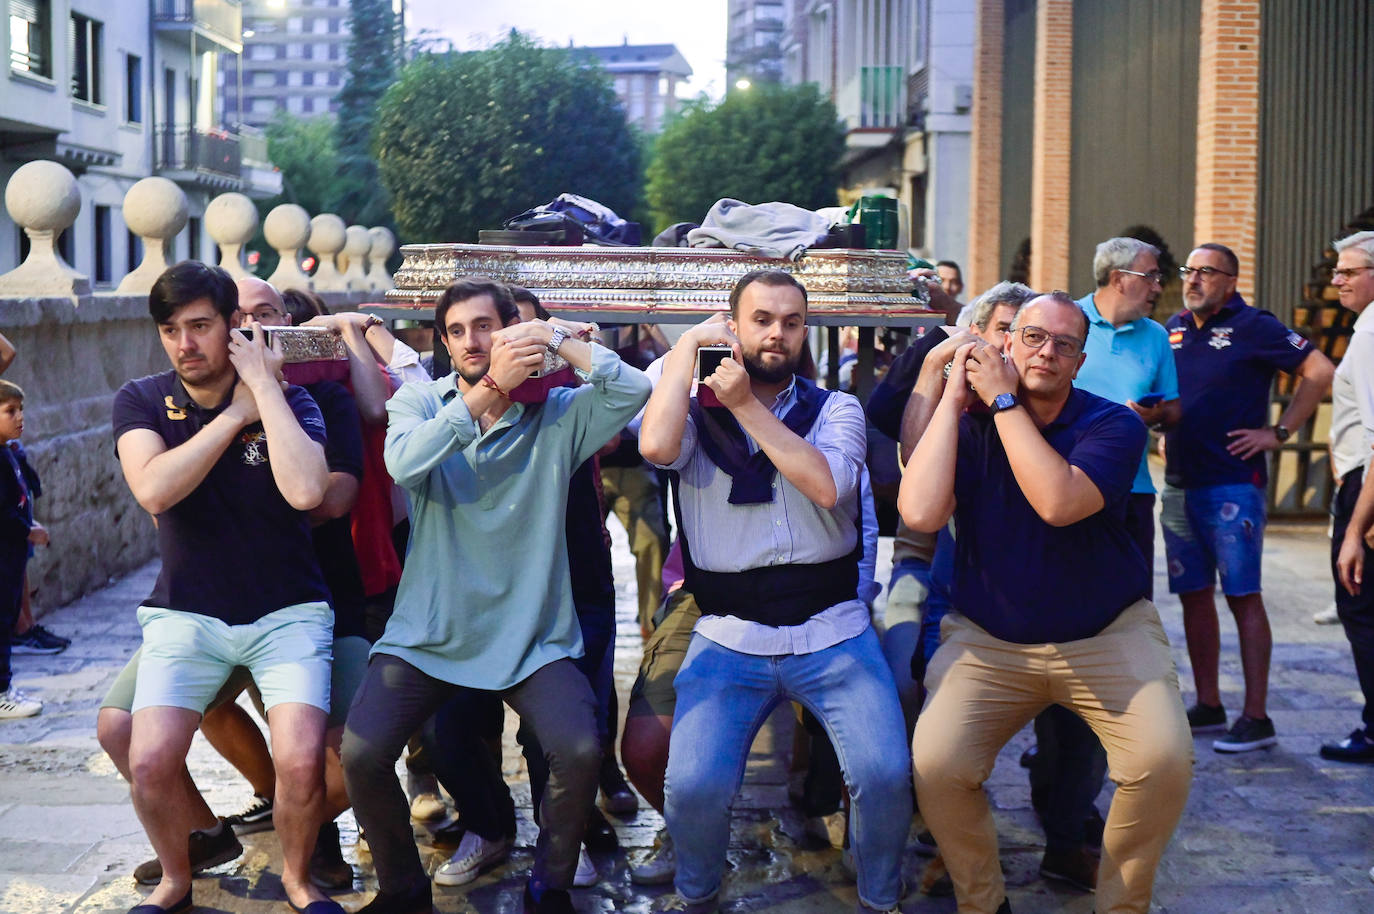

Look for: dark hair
[1195,242,1240,276]
[1014,290,1090,340]
[281,288,329,325]
[148,261,237,324]
[0,379,23,406]
[936,260,962,275]
[435,277,519,335]
[508,285,551,321]
[728,269,808,318]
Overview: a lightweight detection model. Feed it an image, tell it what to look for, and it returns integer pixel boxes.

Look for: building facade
[726,0,786,85]
[576,42,692,134]
[221,0,351,129]
[1,0,280,284]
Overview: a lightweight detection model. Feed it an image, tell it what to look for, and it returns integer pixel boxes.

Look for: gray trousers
[341,653,600,892]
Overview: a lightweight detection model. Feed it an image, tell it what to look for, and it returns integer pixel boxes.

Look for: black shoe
[223,793,274,834]
[356,879,433,914]
[309,821,354,890]
[583,807,619,852]
[128,888,192,914]
[288,900,347,914]
[1019,744,1038,768]
[599,755,639,816]
[912,829,938,857]
[995,899,1012,914]
[133,820,243,884]
[10,623,69,655]
[1213,715,1277,753]
[524,883,575,914]
[1320,728,1374,762]
[1186,702,1227,733]
[1040,846,1098,892]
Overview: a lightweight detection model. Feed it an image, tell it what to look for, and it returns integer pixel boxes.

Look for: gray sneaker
[223,793,274,834]
[133,821,243,884]
[1213,715,1278,753]
[629,828,677,886]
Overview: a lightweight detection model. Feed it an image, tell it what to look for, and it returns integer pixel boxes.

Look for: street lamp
[735,78,752,91]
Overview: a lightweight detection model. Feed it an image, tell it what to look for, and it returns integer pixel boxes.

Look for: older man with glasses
[899,292,1193,914]
[1163,243,1333,754]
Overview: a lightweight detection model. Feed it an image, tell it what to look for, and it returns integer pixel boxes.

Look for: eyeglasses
[1333,266,1374,281]
[243,307,285,321]
[1018,325,1085,358]
[1118,268,1164,284]
[1178,266,1235,280]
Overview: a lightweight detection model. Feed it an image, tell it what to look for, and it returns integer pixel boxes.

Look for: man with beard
[340,277,650,914]
[638,270,911,914]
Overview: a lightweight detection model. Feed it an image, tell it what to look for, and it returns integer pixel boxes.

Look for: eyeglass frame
[1178,265,1236,280]
[1015,324,1086,359]
[1333,265,1374,281]
[1117,268,1165,284]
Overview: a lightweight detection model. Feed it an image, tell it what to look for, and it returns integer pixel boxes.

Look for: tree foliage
[334,0,401,227]
[373,31,643,244]
[646,83,844,232]
[265,113,341,216]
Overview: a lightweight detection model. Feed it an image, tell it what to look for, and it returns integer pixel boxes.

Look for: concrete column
[365,227,396,292]
[116,177,188,295]
[204,192,258,280]
[1029,0,1073,293]
[1193,0,1261,302]
[264,204,313,292]
[308,214,348,293]
[340,225,371,292]
[966,0,1004,295]
[0,160,90,299]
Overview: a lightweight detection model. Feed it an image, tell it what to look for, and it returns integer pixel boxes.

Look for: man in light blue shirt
[341,278,651,914]
[639,270,910,914]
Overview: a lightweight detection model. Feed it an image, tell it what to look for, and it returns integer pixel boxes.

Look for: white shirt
[1330,304,1374,480]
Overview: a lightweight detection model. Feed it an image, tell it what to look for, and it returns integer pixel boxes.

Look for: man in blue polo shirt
[111,261,341,914]
[900,292,1192,914]
[1164,243,1333,753]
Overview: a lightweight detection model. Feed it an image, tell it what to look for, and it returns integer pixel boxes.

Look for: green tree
[373,31,643,244]
[646,83,844,232]
[334,0,401,227]
[244,113,342,276]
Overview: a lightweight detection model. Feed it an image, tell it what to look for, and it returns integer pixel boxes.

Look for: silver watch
[547,326,569,354]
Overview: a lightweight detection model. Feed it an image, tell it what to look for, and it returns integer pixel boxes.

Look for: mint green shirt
[376,345,651,689]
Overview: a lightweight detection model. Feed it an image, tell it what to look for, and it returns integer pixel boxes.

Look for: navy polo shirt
[112,370,330,625]
[1164,294,1312,489]
[953,388,1149,644]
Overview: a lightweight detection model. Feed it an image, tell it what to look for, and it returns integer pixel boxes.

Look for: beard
[743,346,800,384]
[455,353,490,387]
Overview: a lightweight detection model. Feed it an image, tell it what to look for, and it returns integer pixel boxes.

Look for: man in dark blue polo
[1163,243,1333,753]
[899,292,1193,914]
[111,261,341,914]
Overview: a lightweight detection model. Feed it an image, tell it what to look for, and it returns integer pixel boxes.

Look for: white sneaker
[1314,604,1341,624]
[573,844,598,887]
[630,828,677,885]
[433,831,513,886]
[0,687,41,719]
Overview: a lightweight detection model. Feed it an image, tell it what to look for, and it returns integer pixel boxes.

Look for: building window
[187,217,201,263]
[70,13,101,103]
[126,228,141,274]
[9,0,52,77]
[302,71,313,87]
[125,53,142,122]
[94,205,111,285]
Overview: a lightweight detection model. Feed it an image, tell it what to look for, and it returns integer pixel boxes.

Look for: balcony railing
[839,65,907,130]
[155,126,242,180]
[152,0,242,51]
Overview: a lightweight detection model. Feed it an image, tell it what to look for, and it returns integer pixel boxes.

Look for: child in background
[0,380,48,719]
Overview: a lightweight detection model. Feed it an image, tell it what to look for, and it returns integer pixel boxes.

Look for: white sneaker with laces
[433,831,513,886]
[573,844,598,887]
[0,687,41,719]
[630,828,677,885]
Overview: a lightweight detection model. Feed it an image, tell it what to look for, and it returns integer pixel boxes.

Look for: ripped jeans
[1160,482,1265,596]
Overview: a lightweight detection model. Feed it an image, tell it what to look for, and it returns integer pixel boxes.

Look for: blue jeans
[1161,482,1265,596]
[665,627,911,909]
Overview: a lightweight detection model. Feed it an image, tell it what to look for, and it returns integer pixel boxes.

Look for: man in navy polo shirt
[1163,243,1333,753]
[111,261,341,914]
[900,292,1193,914]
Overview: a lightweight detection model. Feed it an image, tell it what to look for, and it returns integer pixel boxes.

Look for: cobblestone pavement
[1,518,1370,914]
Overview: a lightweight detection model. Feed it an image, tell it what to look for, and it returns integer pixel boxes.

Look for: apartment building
[576,42,693,134]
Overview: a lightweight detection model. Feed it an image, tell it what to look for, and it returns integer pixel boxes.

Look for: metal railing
[151,0,242,48]
[154,126,242,178]
[858,65,905,128]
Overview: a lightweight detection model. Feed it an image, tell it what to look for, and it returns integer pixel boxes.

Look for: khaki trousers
[913,600,1193,914]
[601,464,669,632]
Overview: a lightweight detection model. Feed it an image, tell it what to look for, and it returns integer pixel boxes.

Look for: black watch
[1272,423,1291,443]
[991,392,1019,414]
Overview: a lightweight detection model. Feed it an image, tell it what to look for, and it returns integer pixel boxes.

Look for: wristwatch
[991,392,1019,414]
[547,326,570,354]
[1272,423,1291,443]
[362,314,384,330]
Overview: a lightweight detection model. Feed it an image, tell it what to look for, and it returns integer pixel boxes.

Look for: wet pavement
[2,516,1371,914]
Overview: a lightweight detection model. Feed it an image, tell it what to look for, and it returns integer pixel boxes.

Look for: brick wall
[1029,0,1073,292]
[967,0,1005,295]
[1193,0,1260,302]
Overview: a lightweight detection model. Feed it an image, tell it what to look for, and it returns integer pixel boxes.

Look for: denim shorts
[1160,483,1265,596]
[132,602,333,714]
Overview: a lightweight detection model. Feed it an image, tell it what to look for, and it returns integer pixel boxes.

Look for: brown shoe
[1039,845,1098,892]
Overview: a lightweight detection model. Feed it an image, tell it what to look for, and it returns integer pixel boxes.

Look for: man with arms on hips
[900,292,1193,914]
[340,278,650,914]
[638,269,911,914]
[1164,243,1333,752]
[112,261,338,914]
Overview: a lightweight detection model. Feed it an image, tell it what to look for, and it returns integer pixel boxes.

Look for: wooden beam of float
[370,243,943,328]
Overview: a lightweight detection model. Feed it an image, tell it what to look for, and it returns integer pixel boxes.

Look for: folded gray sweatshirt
[686,198,832,261]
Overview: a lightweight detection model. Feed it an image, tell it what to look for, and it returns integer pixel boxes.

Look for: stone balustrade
[0,161,395,613]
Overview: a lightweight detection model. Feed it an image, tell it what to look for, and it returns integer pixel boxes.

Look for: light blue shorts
[132,602,334,715]
[1160,483,1265,597]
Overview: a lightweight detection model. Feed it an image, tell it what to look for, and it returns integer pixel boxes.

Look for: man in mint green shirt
[341,278,650,914]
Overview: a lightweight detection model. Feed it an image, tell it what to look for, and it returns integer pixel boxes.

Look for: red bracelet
[481,374,508,397]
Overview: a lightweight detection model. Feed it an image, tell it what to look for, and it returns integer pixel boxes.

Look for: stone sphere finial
[264,203,313,292]
[341,225,372,291]
[307,213,348,292]
[205,192,259,280]
[0,160,90,298]
[116,176,188,294]
[365,226,396,291]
